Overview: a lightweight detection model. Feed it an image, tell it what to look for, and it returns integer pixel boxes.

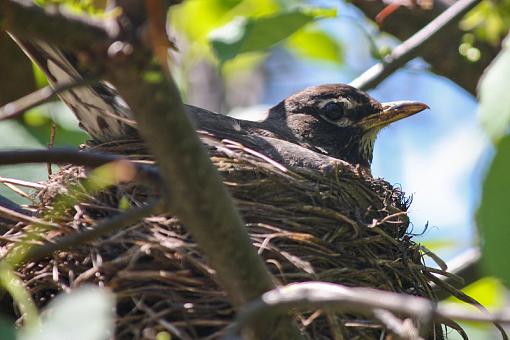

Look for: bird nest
[6,137,459,339]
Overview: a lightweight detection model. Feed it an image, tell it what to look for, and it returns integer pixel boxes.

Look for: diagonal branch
[349,0,499,95]
[21,200,161,263]
[0,80,91,120]
[350,0,481,91]
[227,282,510,339]
[2,2,302,337]
[1,0,117,51]
[0,148,161,184]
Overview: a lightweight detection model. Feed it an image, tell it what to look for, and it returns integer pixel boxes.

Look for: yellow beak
[356,101,429,130]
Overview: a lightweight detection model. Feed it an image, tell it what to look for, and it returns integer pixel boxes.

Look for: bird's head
[267,84,429,167]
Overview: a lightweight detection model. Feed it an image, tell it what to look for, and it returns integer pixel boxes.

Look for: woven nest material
[5,137,456,339]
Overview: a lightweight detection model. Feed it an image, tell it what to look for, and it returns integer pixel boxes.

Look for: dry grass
[2,137,461,339]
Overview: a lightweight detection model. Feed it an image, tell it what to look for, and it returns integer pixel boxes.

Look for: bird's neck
[305,123,376,167]
[265,104,376,167]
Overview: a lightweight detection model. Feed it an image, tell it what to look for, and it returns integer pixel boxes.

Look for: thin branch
[226,282,510,339]
[0,201,37,227]
[104,1,303,338]
[1,0,117,51]
[0,148,161,184]
[0,80,91,120]
[4,1,299,337]
[21,200,161,263]
[372,309,421,340]
[350,0,481,91]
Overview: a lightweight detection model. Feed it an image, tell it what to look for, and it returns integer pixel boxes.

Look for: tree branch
[20,200,161,264]
[3,1,303,337]
[0,81,91,120]
[0,149,160,184]
[227,282,510,339]
[350,0,481,91]
[1,0,116,51]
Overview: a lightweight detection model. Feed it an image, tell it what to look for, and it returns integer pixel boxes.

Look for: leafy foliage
[209,9,336,63]
[171,0,340,65]
[462,1,510,46]
[477,32,510,285]
[478,34,510,142]
[477,136,510,284]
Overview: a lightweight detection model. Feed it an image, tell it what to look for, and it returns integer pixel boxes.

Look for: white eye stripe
[317,98,354,110]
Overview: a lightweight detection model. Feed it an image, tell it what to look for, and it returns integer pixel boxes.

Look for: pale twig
[0,176,44,189]
[0,81,89,120]
[350,0,481,90]
[23,200,161,263]
[226,282,510,339]
[0,148,161,184]
[0,204,54,226]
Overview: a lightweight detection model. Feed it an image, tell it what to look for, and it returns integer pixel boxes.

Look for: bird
[12,38,428,170]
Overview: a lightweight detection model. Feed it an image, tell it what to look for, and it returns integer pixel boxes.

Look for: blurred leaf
[447,277,505,310]
[286,27,343,63]
[478,33,510,142]
[462,1,510,46]
[0,266,39,329]
[22,104,88,147]
[34,0,107,15]
[419,238,458,252]
[209,8,336,63]
[0,318,16,340]
[477,135,510,285]
[0,120,47,205]
[32,63,49,89]
[20,286,115,340]
[171,0,247,43]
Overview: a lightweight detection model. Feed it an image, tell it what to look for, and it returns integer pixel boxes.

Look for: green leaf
[477,135,510,285]
[447,277,505,309]
[0,317,16,340]
[0,121,47,205]
[20,286,115,340]
[478,33,510,142]
[209,8,336,63]
[286,28,343,63]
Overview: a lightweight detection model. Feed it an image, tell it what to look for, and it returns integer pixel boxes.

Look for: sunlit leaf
[209,8,336,63]
[447,277,505,309]
[419,238,458,252]
[478,33,510,142]
[20,286,115,340]
[461,1,510,45]
[171,0,246,43]
[286,27,342,63]
[32,63,49,89]
[477,135,510,285]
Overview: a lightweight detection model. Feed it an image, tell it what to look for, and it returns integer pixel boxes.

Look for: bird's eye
[322,101,345,121]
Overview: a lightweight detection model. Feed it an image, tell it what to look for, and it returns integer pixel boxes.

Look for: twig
[0,204,53,226]
[0,176,44,189]
[372,309,421,340]
[0,148,161,184]
[433,247,482,300]
[106,2,302,337]
[22,200,161,263]
[226,282,510,339]
[1,0,117,51]
[0,81,90,121]
[350,0,481,90]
